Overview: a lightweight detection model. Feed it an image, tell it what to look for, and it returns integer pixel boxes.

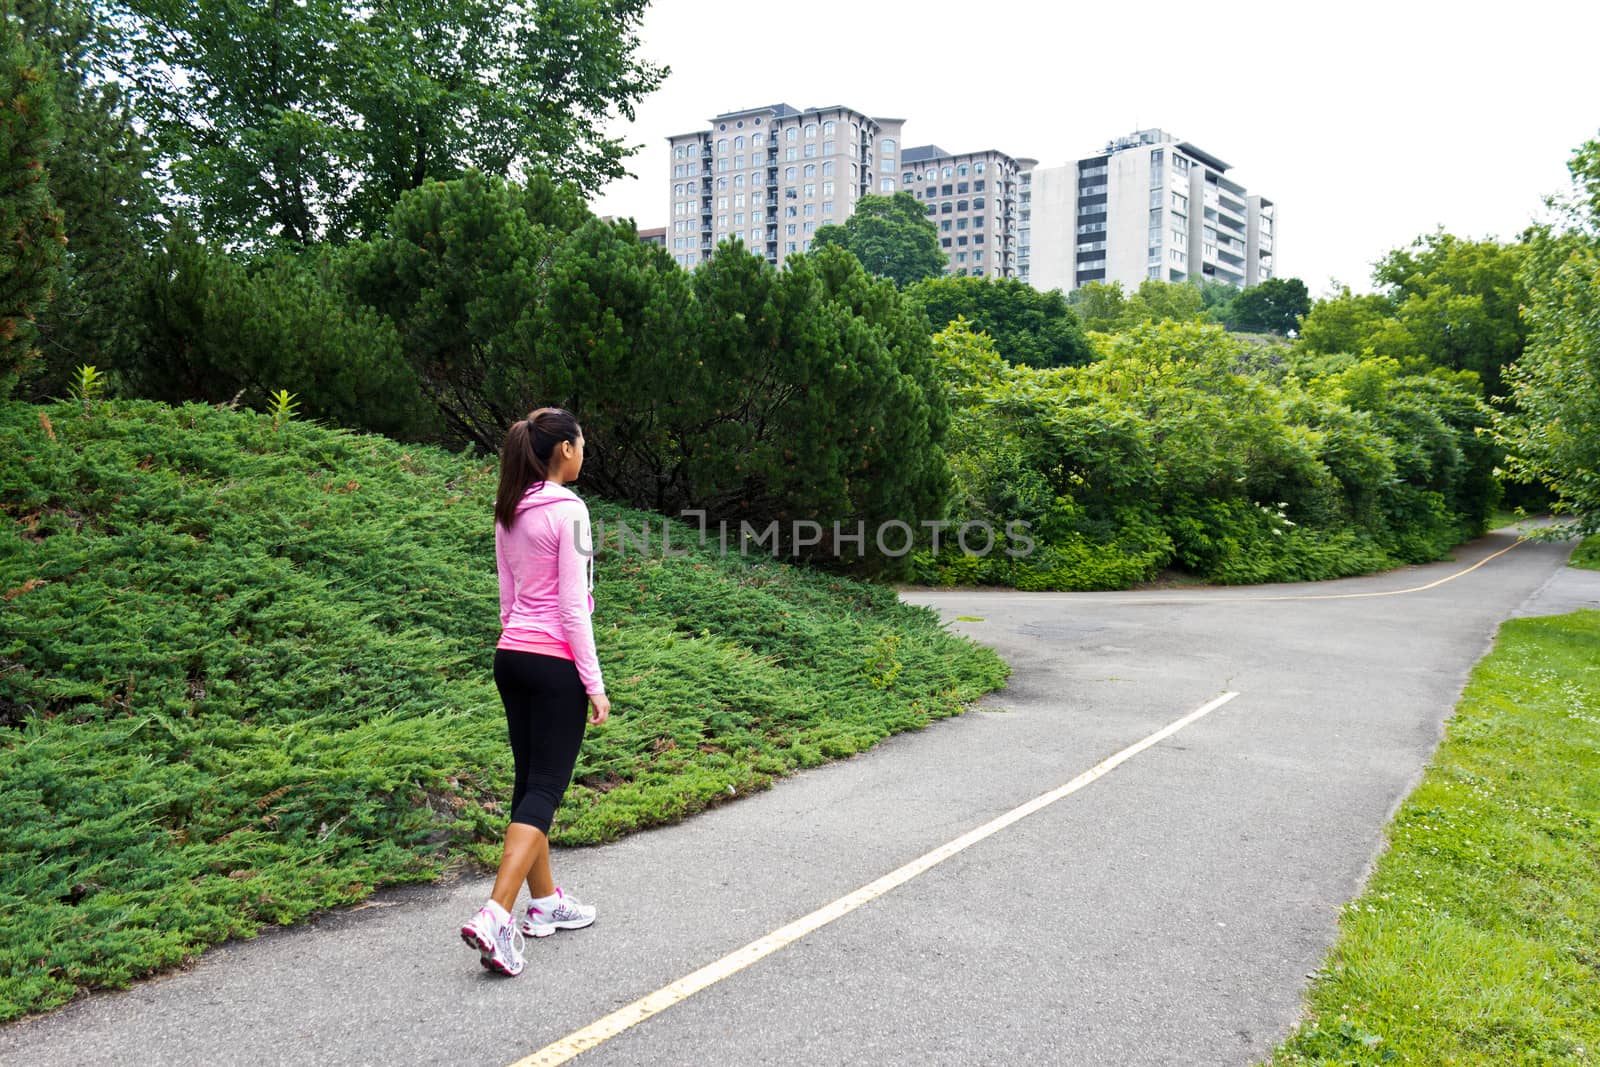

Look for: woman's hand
[588,692,611,726]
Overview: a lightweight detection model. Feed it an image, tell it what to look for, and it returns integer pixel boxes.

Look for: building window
[956,200,968,212]
[804,204,815,216]
[974,180,984,192]
[1172,192,1188,212]
[823,200,834,214]
[956,218,968,230]
[804,164,816,178]
[822,162,834,177]
[941,220,952,232]
[941,184,953,196]
[805,123,817,138]
[717,179,727,191]
[804,143,817,158]
[942,166,953,178]
[925,169,936,181]
[903,171,915,184]
[879,178,894,191]
[734,174,744,188]
[785,166,796,180]
[785,205,797,218]
[940,203,952,214]
[717,139,728,153]
[973,233,984,244]
[880,159,894,172]
[786,241,796,253]
[804,183,816,197]
[753,133,764,147]
[786,147,798,162]
[926,205,936,216]
[822,180,834,195]
[735,193,745,207]
[941,237,951,248]
[957,235,968,246]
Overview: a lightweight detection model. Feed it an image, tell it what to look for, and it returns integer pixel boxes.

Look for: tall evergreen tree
[0,18,65,394]
[12,0,158,398]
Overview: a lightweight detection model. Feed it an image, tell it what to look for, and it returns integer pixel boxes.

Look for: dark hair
[495,407,582,530]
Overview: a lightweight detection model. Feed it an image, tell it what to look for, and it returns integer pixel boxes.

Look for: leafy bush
[921,320,1495,589]
[0,398,1006,1021]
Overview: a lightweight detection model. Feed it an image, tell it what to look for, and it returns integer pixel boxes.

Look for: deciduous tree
[812,192,944,287]
[905,275,1092,367]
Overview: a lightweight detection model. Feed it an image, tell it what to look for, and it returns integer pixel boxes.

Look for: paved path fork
[3,531,1593,1066]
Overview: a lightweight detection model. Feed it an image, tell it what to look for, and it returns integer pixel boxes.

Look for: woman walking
[460,407,610,977]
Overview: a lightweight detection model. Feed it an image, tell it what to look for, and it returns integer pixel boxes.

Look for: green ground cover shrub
[1268,608,1600,1065]
[0,398,1006,1022]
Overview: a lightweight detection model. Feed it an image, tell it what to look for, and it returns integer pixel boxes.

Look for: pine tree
[0,18,66,394]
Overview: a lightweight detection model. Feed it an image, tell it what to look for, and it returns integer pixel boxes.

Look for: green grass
[1571,535,1600,572]
[1489,508,1523,531]
[0,399,1007,1022]
[1267,609,1600,1065]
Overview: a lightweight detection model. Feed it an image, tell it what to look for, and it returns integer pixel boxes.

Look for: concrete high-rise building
[665,103,1032,279]
[1024,129,1276,293]
[896,146,1033,280]
[666,104,905,270]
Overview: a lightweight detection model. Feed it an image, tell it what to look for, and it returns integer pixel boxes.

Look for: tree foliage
[341,174,951,564]
[1300,231,1527,395]
[812,191,945,287]
[112,0,666,248]
[123,220,431,436]
[1495,138,1600,534]
[1226,277,1310,334]
[904,276,1092,367]
[10,0,158,399]
[0,16,65,394]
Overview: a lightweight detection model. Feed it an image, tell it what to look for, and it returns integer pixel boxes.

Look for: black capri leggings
[492,649,589,833]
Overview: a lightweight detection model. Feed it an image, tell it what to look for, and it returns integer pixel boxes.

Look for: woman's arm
[495,522,514,628]
[556,503,605,695]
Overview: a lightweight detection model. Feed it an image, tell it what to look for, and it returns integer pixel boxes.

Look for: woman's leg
[492,651,587,910]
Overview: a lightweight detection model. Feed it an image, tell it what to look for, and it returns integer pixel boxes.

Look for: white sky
[589,0,1600,295]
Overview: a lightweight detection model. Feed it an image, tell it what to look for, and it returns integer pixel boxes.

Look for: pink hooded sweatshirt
[495,480,604,695]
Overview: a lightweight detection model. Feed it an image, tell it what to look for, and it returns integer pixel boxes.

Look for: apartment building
[666,103,905,270]
[1025,129,1275,293]
[897,146,1033,279]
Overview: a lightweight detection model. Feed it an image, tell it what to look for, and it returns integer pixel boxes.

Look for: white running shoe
[460,905,525,976]
[519,888,596,938]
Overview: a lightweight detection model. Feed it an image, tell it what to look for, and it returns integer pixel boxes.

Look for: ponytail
[495,408,582,529]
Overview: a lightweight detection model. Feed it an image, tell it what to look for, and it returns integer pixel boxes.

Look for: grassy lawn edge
[1264,604,1600,1065]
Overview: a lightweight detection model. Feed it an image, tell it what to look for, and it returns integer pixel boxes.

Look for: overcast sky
[589,0,1600,294]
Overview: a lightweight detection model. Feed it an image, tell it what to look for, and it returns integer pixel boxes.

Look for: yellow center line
[917,537,1526,606]
[508,691,1241,1067]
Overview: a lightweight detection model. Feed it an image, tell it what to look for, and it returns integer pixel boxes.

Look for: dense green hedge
[917,321,1498,589]
[0,399,1006,1022]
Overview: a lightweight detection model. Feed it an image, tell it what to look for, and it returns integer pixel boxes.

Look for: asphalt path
[3,530,1594,1067]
